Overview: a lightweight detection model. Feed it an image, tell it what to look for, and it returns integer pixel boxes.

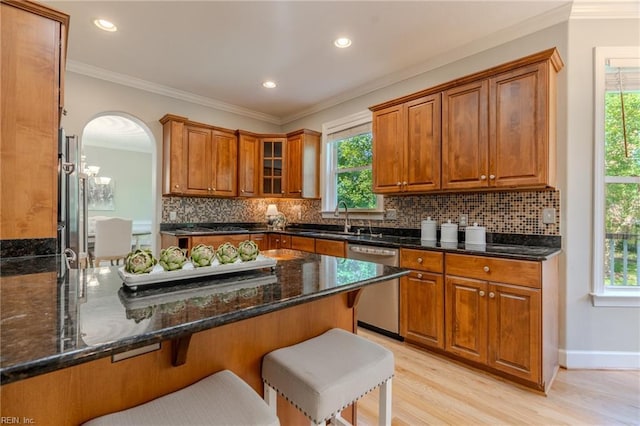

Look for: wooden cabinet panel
[290,236,315,253]
[442,80,489,190]
[261,138,286,197]
[400,271,444,349]
[162,118,186,195]
[315,239,345,257]
[238,131,260,197]
[400,248,443,273]
[404,94,441,192]
[0,2,68,240]
[211,130,237,197]
[285,133,303,197]
[185,126,212,195]
[192,234,250,250]
[488,283,541,382]
[285,130,321,198]
[372,105,404,193]
[445,275,488,363]
[445,253,540,288]
[490,62,551,188]
[268,233,291,250]
[250,233,268,252]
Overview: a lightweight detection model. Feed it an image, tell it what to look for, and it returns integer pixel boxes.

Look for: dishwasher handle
[349,246,397,257]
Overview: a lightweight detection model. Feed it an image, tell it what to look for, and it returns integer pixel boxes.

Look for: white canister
[440,220,458,243]
[421,217,437,241]
[465,223,486,245]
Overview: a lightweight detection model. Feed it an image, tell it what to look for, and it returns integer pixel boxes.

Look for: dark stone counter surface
[160,223,561,261]
[0,250,407,385]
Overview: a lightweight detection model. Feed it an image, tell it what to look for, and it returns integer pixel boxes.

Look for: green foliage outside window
[334,133,377,209]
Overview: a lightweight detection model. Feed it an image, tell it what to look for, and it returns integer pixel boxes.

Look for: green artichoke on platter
[190,243,215,267]
[238,240,260,262]
[159,246,188,271]
[124,249,157,274]
[216,242,239,264]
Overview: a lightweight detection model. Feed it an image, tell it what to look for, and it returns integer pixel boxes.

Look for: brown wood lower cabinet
[268,233,292,250]
[400,250,558,393]
[250,233,268,251]
[314,239,346,257]
[290,236,315,253]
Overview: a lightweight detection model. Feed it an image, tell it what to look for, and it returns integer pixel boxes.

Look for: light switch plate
[459,214,468,227]
[386,209,397,220]
[169,211,177,221]
[542,208,556,224]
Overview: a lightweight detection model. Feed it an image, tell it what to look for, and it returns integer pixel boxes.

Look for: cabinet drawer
[290,236,315,253]
[445,253,541,288]
[400,249,443,273]
[315,239,345,257]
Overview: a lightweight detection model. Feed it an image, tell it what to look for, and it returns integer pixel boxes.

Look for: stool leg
[379,378,392,426]
[264,383,278,414]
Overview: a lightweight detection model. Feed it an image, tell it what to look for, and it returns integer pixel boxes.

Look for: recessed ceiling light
[334,37,352,48]
[94,19,117,32]
[262,81,277,89]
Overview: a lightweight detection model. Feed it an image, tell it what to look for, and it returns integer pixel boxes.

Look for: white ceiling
[44,1,635,126]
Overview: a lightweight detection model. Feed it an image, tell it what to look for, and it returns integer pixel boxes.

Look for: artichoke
[216,242,239,264]
[190,243,216,267]
[237,240,260,262]
[159,246,188,271]
[124,249,157,274]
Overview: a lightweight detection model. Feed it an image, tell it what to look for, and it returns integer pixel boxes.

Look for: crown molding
[66,60,283,125]
[570,1,640,19]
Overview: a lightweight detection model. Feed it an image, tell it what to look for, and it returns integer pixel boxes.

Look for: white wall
[563,18,640,368]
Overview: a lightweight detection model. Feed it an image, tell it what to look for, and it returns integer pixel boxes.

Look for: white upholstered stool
[83,369,279,426]
[262,328,394,426]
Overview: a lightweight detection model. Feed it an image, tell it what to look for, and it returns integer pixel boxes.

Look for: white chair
[92,217,133,267]
[262,328,394,426]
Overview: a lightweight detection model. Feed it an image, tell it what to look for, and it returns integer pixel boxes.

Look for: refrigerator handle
[80,173,89,262]
[62,162,76,175]
[63,248,77,270]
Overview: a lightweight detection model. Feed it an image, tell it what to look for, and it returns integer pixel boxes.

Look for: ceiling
[44,1,605,125]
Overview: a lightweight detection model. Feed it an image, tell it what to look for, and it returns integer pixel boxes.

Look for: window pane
[604,182,639,287]
[336,133,372,169]
[605,91,640,177]
[337,169,376,209]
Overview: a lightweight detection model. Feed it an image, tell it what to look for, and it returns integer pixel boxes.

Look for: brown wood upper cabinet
[371,48,563,194]
[1,1,69,240]
[160,115,238,197]
[285,129,321,198]
[237,130,261,197]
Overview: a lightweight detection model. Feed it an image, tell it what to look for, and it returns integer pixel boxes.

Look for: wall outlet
[459,214,468,227]
[542,208,556,224]
[169,211,177,221]
[386,209,397,220]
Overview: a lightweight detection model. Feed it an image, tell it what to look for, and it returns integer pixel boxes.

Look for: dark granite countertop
[0,250,407,385]
[160,223,561,261]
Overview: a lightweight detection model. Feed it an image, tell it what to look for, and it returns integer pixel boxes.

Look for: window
[592,47,640,307]
[321,111,383,218]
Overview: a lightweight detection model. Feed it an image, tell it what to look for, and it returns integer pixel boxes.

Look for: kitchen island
[0,249,408,425]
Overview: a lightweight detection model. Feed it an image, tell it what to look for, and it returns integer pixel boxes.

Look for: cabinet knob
[489,292,495,298]
[281,191,285,194]
[489,174,496,180]
[483,266,490,272]
[297,190,302,193]
[241,189,245,193]
[479,290,486,297]
[396,182,402,186]
[402,181,408,186]
[174,184,180,189]
[480,175,487,180]
[417,273,423,279]
[417,257,423,263]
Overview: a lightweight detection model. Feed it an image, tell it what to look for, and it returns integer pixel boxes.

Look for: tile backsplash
[162,189,560,235]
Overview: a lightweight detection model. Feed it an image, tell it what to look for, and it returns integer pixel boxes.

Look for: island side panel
[0,292,356,425]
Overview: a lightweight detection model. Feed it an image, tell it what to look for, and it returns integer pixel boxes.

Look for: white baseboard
[559,349,640,369]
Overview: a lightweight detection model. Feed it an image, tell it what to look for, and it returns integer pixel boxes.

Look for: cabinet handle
[489,174,495,180]
[489,292,495,298]
[483,266,490,272]
[480,175,487,180]
[479,290,485,297]
[417,257,423,263]
[417,273,423,279]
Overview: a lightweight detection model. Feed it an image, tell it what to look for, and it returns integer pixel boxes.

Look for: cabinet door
[250,233,268,252]
[291,236,315,252]
[211,130,237,197]
[315,239,345,257]
[372,105,404,193]
[445,275,488,363]
[238,133,259,197]
[442,80,489,190]
[400,272,444,349]
[184,125,213,196]
[488,283,541,382]
[162,119,186,195]
[285,134,303,197]
[490,62,549,188]
[192,234,249,249]
[261,139,286,197]
[405,94,441,192]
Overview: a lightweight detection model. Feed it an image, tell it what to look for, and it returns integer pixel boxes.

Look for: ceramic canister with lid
[465,223,486,245]
[440,220,458,243]
[421,217,437,241]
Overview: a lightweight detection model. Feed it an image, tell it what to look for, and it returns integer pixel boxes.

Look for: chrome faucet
[334,201,351,233]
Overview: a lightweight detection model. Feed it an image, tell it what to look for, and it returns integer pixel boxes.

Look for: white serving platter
[118,254,277,290]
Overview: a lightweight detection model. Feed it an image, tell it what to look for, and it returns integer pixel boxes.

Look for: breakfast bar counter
[1,249,408,424]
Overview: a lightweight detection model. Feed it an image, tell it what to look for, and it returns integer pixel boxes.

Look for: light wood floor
[357,329,640,425]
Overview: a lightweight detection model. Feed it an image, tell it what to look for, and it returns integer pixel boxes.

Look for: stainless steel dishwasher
[347,243,401,339]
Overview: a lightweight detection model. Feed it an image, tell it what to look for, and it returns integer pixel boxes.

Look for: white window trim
[321,110,384,220]
[591,46,640,307]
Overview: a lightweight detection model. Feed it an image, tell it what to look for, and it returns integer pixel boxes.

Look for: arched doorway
[81,112,157,255]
